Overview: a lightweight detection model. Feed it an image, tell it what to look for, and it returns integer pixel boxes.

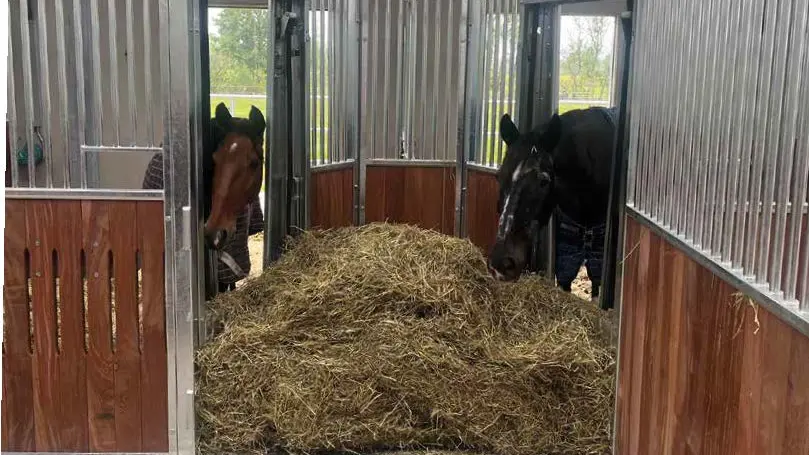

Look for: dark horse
[488,107,617,299]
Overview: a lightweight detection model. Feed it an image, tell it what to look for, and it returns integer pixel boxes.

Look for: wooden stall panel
[2,200,35,451]
[464,169,499,255]
[311,167,355,229]
[1,199,168,452]
[616,216,809,455]
[365,165,455,234]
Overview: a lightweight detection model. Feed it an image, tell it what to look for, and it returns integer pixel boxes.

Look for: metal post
[601,8,633,312]
[265,0,287,266]
[457,0,476,237]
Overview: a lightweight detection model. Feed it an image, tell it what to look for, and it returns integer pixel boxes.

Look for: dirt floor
[245,234,595,301]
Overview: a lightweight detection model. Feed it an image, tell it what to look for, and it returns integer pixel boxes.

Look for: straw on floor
[195,223,617,455]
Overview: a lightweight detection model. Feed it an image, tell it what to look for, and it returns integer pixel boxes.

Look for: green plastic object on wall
[16,141,44,167]
[15,129,45,167]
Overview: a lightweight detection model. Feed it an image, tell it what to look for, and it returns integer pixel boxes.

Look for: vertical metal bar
[19,0,37,188]
[313,0,320,163]
[35,0,53,187]
[337,0,345,162]
[264,0,279,263]
[479,2,494,166]
[757,0,794,285]
[744,0,779,276]
[679,0,700,236]
[490,1,504,165]
[329,0,337,163]
[456,0,471,236]
[671,0,690,233]
[381,0,392,158]
[700,0,724,248]
[394,0,405,160]
[143,0,154,145]
[625,0,644,208]
[308,5,315,164]
[55,0,72,187]
[416,0,427,159]
[428,0,441,160]
[74,0,88,187]
[126,0,137,146]
[400,0,411,159]
[634,0,653,214]
[495,0,510,166]
[657,0,675,226]
[7,6,20,188]
[692,0,716,245]
[733,0,767,270]
[107,0,120,145]
[643,0,662,218]
[704,0,732,252]
[358,0,369,222]
[89,0,103,148]
[787,17,809,302]
[507,1,519,127]
[665,0,680,229]
[319,0,327,163]
[721,0,752,263]
[336,0,344,162]
[772,0,808,294]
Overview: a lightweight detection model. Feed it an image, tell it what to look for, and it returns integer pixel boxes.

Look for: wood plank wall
[2,199,169,452]
[310,167,355,229]
[364,165,456,234]
[616,215,809,455]
[464,169,499,255]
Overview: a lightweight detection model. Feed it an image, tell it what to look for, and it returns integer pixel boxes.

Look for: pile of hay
[196,223,616,455]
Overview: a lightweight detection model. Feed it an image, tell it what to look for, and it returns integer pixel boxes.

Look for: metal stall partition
[616,0,809,451]
[264,0,309,266]
[307,0,361,230]
[462,0,523,252]
[3,0,200,453]
[356,0,469,234]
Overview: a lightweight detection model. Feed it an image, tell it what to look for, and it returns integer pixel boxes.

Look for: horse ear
[500,114,520,145]
[248,105,266,138]
[214,102,232,124]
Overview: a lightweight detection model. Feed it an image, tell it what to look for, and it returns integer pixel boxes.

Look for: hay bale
[196,223,616,455]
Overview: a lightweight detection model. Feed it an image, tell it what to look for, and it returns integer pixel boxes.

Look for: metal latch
[279,11,299,37]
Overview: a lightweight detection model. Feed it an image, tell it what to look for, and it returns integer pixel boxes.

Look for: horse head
[488,113,562,281]
[203,102,266,250]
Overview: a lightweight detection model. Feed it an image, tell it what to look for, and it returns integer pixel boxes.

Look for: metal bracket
[279,11,299,38]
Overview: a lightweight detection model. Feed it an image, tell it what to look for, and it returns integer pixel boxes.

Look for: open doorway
[208,6,269,285]
[558,15,617,114]
[556,13,618,300]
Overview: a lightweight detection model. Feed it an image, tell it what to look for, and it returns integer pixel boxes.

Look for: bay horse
[488,107,617,300]
[142,102,266,294]
[203,102,266,250]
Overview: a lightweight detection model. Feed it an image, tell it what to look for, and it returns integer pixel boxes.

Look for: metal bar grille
[628,0,809,314]
[6,0,165,191]
[468,0,520,167]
